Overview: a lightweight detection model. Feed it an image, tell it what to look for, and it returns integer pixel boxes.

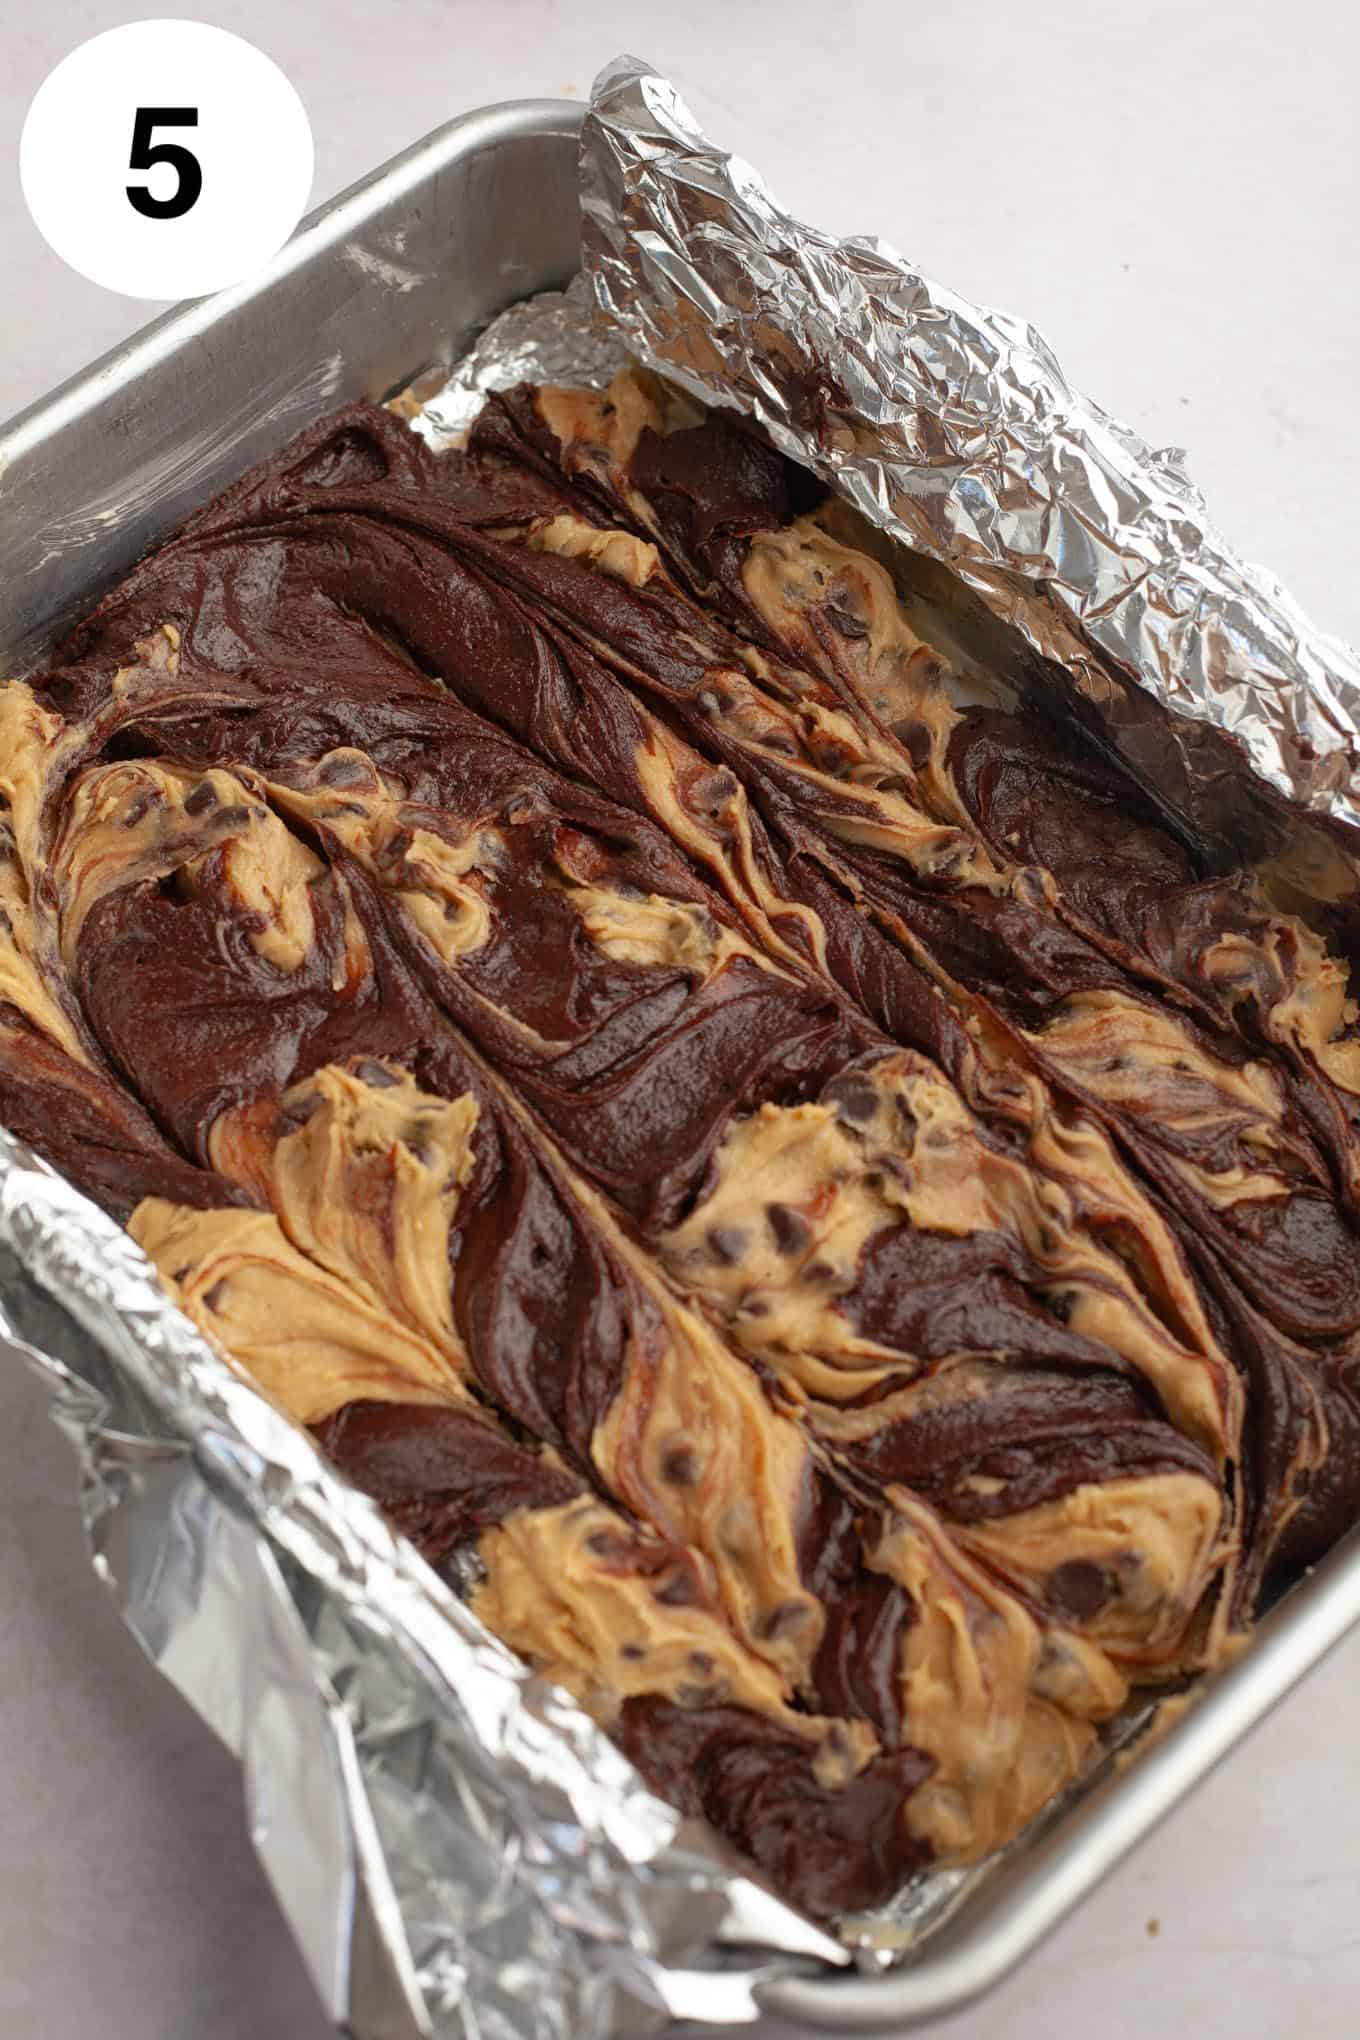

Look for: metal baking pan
[3,95,1359,2037]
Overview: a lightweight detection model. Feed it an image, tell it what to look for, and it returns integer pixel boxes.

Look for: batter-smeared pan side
[3,370,1358,1920]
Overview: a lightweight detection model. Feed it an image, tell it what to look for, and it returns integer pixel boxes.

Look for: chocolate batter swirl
[4,368,1359,1922]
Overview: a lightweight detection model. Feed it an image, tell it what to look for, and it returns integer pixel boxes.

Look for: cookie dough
[3,372,1358,1921]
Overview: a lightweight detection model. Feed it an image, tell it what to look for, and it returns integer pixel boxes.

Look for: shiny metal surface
[3,89,1358,2040]
[760,1535,1360,2031]
[0,99,583,670]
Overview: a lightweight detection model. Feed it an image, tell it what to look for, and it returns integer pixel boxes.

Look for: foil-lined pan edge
[581,55,1360,844]
[0,1132,843,2039]
[8,46,1360,2038]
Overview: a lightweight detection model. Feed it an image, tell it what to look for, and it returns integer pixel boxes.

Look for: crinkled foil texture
[583,55,1360,839]
[8,50,1360,2040]
[0,1133,842,2038]
[411,276,628,451]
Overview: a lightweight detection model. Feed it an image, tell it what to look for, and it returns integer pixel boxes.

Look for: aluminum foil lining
[410,276,628,451]
[0,1131,846,2040]
[582,55,1360,843]
[8,49,1360,2040]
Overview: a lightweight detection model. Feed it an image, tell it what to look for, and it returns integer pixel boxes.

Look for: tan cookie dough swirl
[1,379,1357,1923]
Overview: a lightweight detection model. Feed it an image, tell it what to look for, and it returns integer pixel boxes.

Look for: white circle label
[20,20,314,301]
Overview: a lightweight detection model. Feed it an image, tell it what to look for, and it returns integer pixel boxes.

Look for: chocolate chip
[706,1225,747,1264]
[620,1642,646,1661]
[183,782,218,817]
[661,1444,699,1487]
[893,719,933,769]
[653,1570,697,1608]
[120,790,159,829]
[688,1650,716,1677]
[832,1077,879,1124]
[1046,1559,1111,1621]
[805,1261,837,1285]
[317,753,372,789]
[695,771,736,820]
[761,1598,810,1640]
[214,803,253,831]
[825,602,868,640]
[767,1202,809,1255]
[810,741,851,780]
[280,1091,323,1130]
[354,1058,401,1088]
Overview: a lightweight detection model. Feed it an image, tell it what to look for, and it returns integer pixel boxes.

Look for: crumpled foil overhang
[582,56,1360,858]
[0,1132,846,2040]
[5,50,1360,2040]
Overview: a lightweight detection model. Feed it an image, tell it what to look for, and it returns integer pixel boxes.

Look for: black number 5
[127,108,202,219]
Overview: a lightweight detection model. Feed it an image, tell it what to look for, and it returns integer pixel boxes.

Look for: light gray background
[2,5,1358,2037]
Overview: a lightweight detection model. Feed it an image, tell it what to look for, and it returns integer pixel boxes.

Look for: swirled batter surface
[5,370,1360,1921]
